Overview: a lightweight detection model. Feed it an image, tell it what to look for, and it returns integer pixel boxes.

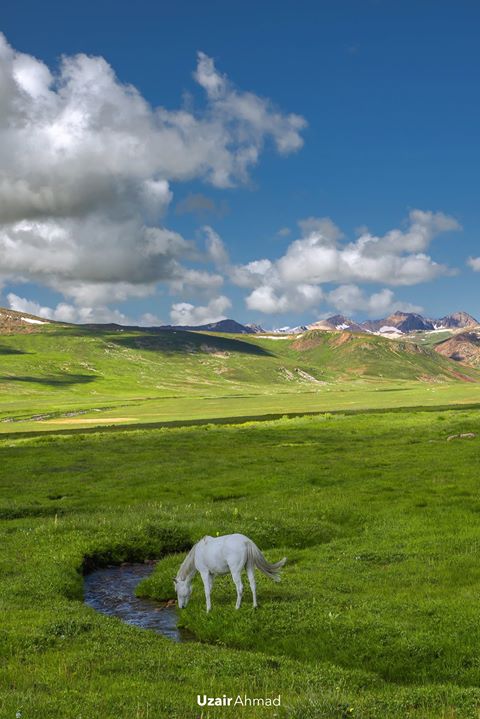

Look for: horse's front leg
[231,570,243,609]
[200,571,212,612]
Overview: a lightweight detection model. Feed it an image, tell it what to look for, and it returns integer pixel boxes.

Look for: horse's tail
[246,540,286,582]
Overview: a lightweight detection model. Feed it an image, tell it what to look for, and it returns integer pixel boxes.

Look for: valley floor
[2,381,480,435]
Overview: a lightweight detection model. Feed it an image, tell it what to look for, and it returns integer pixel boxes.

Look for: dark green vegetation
[2,409,480,718]
[0,324,479,433]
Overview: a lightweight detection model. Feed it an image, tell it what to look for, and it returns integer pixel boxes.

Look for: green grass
[2,409,480,717]
[0,325,478,433]
[2,323,480,716]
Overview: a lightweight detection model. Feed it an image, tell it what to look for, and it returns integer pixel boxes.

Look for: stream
[84,563,193,642]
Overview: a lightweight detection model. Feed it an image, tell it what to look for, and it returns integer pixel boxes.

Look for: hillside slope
[435,330,480,367]
[0,324,477,402]
[0,307,57,334]
[287,330,477,381]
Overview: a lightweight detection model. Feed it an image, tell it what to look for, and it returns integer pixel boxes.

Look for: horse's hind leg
[230,569,243,609]
[247,564,257,609]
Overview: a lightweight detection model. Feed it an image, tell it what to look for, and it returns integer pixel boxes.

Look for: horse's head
[173,577,192,608]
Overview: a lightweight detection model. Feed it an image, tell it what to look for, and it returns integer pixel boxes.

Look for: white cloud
[277,227,291,237]
[140,180,173,219]
[194,51,306,160]
[327,285,423,317]
[7,292,132,324]
[298,216,344,242]
[0,34,306,313]
[8,291,171,326]
[204,225,230,268]
[199,228,273,291]
[467,256,480,271]
[0,37,306,220]
[229,259,273,289]
[0,218,192,298]
[275,210,454,286]
[194,52,227,99]
[51,280,157,307]
[170,295,232,325]
[246,283,323,314]
[355,210,461,258]
[233,209,459,315]
[168,267,224,297]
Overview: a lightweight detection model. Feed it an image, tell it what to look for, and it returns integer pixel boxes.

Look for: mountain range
[177,310,479,337]
[0,307,477,337]
[362,311,478,334]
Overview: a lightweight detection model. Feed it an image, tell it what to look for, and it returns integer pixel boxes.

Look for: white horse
[174,533,286,612]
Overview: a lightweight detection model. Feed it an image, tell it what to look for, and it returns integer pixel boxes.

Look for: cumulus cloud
[7,292,132,325]
[467,256,480,271]
[199,227,274,290]
[8,292,170,326]
[354,210,460,257]
[297,216,344,242]
[51,280,157,307]
[194,51,306,160]
[229,259,273,288]
[327,285,422,317]
[229,209,459,314]
[0,34,305,314]
[0,37,305,219]
[168,267,224,297]
[140,180,173,219]
[274,210,454,286]
[170,295,232,325]
[246,283,323,314]
[0,218,193,301]
[163,208,458,318]
[204,225,230,268]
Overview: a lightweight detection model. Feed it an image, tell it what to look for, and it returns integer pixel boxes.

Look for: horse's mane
[176,540,199,580]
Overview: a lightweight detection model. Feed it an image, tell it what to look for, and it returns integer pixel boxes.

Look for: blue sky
[1,0,479,327]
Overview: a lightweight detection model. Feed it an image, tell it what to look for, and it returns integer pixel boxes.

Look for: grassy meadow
[1,408,480,718]
[1,323,480,717]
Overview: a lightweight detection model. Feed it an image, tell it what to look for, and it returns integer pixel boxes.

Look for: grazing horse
[174,533,286,612]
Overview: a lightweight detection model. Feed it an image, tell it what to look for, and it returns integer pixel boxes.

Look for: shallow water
[84,563,193,642]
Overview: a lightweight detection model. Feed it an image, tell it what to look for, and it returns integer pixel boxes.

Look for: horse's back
[196,533,251,573]
[201,533,251,548]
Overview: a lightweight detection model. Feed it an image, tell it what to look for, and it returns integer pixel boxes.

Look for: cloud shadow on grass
[48,327,274,357]
[0,373,96,387]
[111,333,273,357]
[0,345,30,355]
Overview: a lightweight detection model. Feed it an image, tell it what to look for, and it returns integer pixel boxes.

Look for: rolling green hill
[0,316,479,432]
[274,329,476,382]
[0,324,476,395]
